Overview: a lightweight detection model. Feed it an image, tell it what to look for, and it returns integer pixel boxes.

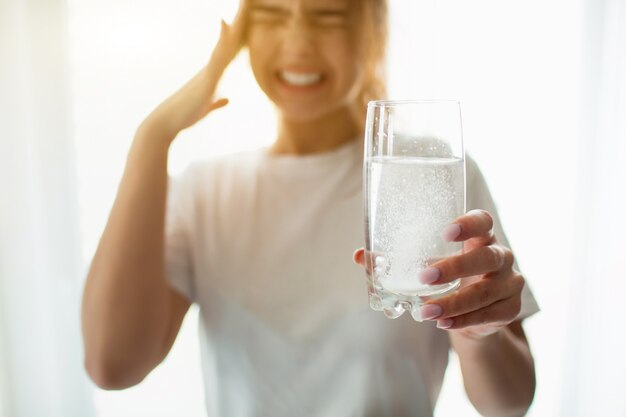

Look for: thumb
[208,97,229,111]
[196,97,229,122]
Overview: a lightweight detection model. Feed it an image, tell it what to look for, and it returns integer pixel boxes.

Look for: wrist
[136,117,177,149]
[450,326,507,354]
[132,121,176,159]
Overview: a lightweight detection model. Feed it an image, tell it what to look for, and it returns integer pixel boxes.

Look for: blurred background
[1,0,624,416]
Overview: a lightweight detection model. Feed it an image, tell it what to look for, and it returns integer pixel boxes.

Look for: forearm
[81,127,175,388]
[81,12,243,388]
[450,326,536,417]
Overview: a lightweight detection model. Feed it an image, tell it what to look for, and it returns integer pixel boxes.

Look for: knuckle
[467,209,483,217]
[492,246,506,268]
[509,295,522,319]
[513,274,526,292]
[482,246,504,269]
[477,247,492,266]
[503,249,515,269]
[477,209,494,230]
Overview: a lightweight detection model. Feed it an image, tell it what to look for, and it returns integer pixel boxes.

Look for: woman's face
[246,0,363,122]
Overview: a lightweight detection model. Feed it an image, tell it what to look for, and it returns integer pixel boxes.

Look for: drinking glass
[363,100,466,321]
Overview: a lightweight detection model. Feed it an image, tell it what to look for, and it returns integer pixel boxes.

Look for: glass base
[367,279,461,321]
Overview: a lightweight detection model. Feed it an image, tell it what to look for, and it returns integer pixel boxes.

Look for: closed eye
[309,9,349,27]
[250,6,290,24]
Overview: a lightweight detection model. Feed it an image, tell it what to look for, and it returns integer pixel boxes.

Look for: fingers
[352,248,377,274]
[357,244,515,286]
[212,1,248,69]
[420,244,514,284]
[419,273,525,321]
[355,244,525,332]
[446,210,496,247]
[222,0,248,44]
[231,0,249,31]
[217,19,241,51]
[435,293,523,330]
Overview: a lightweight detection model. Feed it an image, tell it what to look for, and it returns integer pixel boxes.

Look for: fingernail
[437,318,454,329]
[419,304,443,320]
[442,224,462,242]
[419,267,440,284]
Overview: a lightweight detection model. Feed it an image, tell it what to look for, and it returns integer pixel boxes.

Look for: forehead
[251,0,352,9]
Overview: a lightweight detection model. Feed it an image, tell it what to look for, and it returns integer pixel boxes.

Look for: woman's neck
[269,105,363,155]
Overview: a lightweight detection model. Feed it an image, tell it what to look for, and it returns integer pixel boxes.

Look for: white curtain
[561,0,626,416]
[0,0,93,416]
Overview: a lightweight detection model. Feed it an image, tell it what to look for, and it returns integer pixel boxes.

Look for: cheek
[247,32,274,86]
[323,38,362,91]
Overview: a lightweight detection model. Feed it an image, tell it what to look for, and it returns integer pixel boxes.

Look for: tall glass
[363,100,466,321]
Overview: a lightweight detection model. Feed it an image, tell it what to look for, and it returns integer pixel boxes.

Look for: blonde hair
[353,0,388,109]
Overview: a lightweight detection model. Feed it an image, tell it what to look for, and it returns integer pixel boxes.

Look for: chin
[278,106,330,123]
[274,96,358,124]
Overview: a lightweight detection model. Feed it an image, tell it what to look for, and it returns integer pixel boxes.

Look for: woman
[82,0,540,415]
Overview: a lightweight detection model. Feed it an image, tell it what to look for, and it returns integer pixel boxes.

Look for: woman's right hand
[141,1,248,141]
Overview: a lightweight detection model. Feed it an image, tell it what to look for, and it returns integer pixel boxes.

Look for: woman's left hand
[354,209,526,340]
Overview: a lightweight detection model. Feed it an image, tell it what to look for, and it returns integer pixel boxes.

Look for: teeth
[280,71,322,86]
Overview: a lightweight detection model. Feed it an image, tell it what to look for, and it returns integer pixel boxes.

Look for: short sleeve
[164,167,197,302]
[466,156,540,321]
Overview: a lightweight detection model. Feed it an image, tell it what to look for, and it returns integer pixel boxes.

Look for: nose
[280,14,316,59]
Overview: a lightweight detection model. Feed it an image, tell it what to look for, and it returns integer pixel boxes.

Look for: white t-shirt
[165,139,540,417]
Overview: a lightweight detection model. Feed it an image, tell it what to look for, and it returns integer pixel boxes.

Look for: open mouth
[278,70,324,87]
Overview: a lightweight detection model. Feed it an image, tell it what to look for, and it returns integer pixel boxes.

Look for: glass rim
[367,99,460,107]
